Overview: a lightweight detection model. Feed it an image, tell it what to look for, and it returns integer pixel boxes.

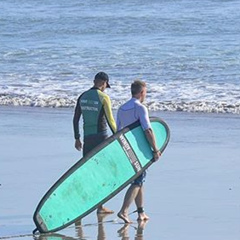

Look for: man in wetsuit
[117,80,161,223]
[73,71,117,214]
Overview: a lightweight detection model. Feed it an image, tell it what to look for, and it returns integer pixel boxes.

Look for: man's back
[79,88,108,136]
[117,98,151,131]
[74,87,116,138]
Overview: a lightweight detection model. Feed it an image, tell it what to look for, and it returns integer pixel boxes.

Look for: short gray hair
[131,80,146,95]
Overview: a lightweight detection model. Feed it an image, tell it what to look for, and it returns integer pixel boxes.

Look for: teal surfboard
[33,117,170,233]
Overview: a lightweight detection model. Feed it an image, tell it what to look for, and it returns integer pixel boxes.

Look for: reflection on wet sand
[75,213,109,240]
[34,215,147,240]
[117,221,147,240]
[34,232,77,240]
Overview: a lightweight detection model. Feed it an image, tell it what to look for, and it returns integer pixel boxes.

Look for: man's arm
[144,128,158,152]
[73,97,82,151]
[138,105,161,161]
[144,128,161,161]
[103,95,117,133]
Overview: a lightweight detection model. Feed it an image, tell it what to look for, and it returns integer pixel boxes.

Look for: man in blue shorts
[117,80,161,223]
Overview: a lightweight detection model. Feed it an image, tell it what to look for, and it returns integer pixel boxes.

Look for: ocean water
[0,0,240,113]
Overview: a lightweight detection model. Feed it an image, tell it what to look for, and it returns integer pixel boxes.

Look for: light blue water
[0,0,240,113]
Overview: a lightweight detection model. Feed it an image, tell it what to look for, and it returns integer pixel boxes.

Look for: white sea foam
[1,95,239,114]
[0,80,239,114]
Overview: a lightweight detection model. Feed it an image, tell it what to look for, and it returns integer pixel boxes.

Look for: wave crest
[1,95,239,114]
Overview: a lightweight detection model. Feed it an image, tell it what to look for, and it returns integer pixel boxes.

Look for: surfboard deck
[33,117,170,233]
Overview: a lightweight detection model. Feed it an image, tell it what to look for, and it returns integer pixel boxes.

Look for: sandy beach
[0,106,239,240]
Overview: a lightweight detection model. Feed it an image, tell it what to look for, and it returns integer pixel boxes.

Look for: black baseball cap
[94,72,110,88]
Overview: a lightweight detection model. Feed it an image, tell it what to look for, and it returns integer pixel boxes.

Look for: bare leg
[118,184,141,223]
[135,186,143,208]
[135,187,149,221]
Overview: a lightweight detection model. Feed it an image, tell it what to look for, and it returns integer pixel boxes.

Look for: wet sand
[0,106,239,239]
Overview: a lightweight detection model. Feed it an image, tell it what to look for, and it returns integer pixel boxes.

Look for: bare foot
[137,212,149,221]
[97,206,114,214]
[117,212,132,223]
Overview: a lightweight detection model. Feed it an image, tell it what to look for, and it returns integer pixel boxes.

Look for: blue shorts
[132,170,146,186]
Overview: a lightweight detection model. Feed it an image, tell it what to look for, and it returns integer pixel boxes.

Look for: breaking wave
[1,94,239,114]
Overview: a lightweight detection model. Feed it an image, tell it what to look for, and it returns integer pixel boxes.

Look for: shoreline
[0,99,240,115]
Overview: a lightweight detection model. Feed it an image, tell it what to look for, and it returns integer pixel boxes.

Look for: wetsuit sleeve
[137,105,151,131]
[73,97,82,139]
[103,95,117,133]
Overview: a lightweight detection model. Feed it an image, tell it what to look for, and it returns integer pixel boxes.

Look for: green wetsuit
[73,87,116,155]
